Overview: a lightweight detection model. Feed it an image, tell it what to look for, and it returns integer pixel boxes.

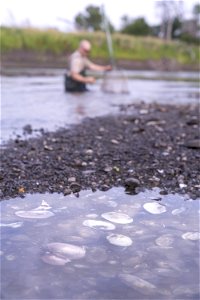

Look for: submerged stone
[101,211,133,224]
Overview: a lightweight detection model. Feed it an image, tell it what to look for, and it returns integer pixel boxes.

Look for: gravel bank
[0,102,200,200]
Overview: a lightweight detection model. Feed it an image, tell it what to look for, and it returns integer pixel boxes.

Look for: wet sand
[0,102,200,200]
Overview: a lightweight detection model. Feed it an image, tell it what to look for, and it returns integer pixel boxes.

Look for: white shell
[155,234,174,247]
[101,212,133,224]
[106,234,133,247]
[182,232,200,241]
[15,210,54,219]
[34,200,52,211]
[83,219,115,230]
[42,242,86,265]
[143,202,166,214]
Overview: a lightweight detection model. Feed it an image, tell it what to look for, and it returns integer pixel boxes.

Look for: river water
[1,69,199,143]
[1,69,199,299]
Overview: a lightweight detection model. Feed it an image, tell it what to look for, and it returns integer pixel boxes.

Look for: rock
[185,139,200,149]
[186,117,199,125]
[69,182,81,193]
[63,188,71,196]
[23,124,33,134]
[68,177,76,183]
[124,177,140,192]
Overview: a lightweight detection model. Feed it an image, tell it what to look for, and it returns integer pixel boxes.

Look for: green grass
[1,26,199,65]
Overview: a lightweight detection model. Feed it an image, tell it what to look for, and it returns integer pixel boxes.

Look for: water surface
[1,70,199,143]
[1,187,199,299]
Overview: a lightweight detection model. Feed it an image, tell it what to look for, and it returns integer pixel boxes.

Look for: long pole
[101,5,115,67]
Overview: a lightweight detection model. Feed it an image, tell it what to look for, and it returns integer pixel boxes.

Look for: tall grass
[1,26,199,65]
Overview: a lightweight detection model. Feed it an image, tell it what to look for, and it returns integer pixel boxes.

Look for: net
[101,69,129,94]
[101,5,129,94]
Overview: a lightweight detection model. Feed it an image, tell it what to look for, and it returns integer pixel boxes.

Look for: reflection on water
[1,70,199,143]
[1,187,199,299]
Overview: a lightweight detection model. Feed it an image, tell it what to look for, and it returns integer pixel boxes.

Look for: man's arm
[71,72,95,84]
[88,63,112,72]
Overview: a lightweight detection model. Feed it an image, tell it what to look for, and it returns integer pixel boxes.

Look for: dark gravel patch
[0,102,200,200]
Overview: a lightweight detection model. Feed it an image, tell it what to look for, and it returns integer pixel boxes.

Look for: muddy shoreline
[1,52,199,72]
[1,102,199,200]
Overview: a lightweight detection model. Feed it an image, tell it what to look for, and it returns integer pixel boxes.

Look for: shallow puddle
[0,187,199,299]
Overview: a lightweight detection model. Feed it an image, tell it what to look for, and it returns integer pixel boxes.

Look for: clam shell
[34,200,52,211]
[106,234,133,247]
[172,207,185,215]
[143,202,166,214]
[15,210,54,219]
[41,254,69,266]
[0,222,23,228]
[101,212,133,224]
[46,242,86,259]
[182,232,200,241]
[83,219,115,230]
[119,274,156,293]
[155,234,174,248]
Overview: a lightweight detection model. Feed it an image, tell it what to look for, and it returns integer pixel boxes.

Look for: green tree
[193,3,200,16]
[121,17,151,36]
[74,5,114,32]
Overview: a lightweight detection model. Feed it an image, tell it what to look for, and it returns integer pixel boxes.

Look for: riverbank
[1,51,199,72]
[1,102,199,200]
[1,27,199,72]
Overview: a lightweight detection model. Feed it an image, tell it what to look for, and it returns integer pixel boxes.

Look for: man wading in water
[65,40,112,92]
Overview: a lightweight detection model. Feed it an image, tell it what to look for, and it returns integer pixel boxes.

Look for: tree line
[74,2,200,44]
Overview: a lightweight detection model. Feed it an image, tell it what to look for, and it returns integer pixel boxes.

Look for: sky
[0,0,198,31]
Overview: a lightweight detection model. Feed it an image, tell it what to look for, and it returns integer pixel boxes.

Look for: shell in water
[83,219,115,230]
[46,242,86,259]
[106,234,133,247]
[143,202,166,214]
[182,232,200,241]
[34,200,52,211]
[15,200,54,219]
[41,254,69,266]
[119,274,156,293]
[155,234,174,248]
[101,212,133,224]
[42,242,86,265]
[0,222,23,228]
[172,207,185,215]
[15,210,54,219]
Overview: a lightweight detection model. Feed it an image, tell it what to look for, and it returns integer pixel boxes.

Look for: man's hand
[104,65,112,71]
[86,76,96,84]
